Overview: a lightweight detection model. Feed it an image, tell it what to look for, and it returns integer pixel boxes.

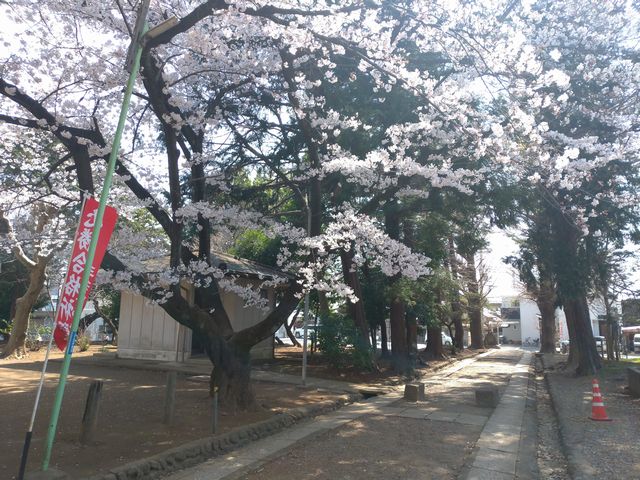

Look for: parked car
[294,325,317,339]
[560,336,606,355]
[634,334,640,352]
[424,331,453,346]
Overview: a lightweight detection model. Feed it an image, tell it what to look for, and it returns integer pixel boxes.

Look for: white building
[500,296,602,344]
[117,252,287,362]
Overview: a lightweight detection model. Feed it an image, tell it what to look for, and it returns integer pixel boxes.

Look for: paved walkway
[164,348,532,480]
[464,351,532,480]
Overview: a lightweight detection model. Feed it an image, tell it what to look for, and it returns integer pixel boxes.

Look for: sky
[484,228,522,302]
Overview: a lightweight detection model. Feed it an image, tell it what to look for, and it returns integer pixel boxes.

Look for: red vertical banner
[53,197,118,351]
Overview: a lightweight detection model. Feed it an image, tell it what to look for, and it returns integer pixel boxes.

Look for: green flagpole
[41,14,150,471]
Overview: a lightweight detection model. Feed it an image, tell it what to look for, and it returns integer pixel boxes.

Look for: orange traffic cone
[589,379,612,421]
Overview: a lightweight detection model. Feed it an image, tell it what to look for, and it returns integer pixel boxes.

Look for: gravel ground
[544,354,640,480]
[534,358,569,480]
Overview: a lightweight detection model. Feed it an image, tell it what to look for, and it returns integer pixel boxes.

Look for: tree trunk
[385,202,409,370]
[425,325,445,360]
[1,257,48,358]
[448,236,464,350]
[340,250,371,348]
[464,254,484,349]
[563,297,601,375]
[380,318,389,357]
[370,325,377,353]
[318,291,330,319]
[285,306,302,347]
[550,209,601,375]
[536,278,557,354]
[406,312,418,367]
[207,341,254,410]
[603,293,616,361]
[390,297,409,372]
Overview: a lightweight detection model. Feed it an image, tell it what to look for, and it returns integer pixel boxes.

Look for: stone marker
[475,386,499,407]
[628,367,640,398]
[404,383,425,402]
[80,380,103,444]
[164,371,177,425]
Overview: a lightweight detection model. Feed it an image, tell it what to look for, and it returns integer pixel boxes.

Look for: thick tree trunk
[464,254,484,349]
[390,297,409,372]
[536,278,557,354]
[2,258,48,358]
[340,250,371,348]
[550,209,601,375]
[538,298,556,354]
[452,307,464,350]
[425,325,445,360]
[208,342,254,411]
[384,202,409,370]
[563,297,601,375]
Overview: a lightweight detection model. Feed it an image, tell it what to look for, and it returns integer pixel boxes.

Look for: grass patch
[601,359,640,378]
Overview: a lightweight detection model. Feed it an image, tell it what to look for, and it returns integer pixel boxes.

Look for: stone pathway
[464,351,532,480]
[164,348,532,480]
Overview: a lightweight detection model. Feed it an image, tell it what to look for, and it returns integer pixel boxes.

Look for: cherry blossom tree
[1,0,510,405]
[3,0,636,403]
[494,0,640,373]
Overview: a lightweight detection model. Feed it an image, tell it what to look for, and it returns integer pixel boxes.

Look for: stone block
[628,367,640,397]
[404,383,420,401]
[475,387,499,408]
[24,470,69,480]
[403,382,425,401]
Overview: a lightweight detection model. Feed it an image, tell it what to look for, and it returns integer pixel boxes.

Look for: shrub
[76,333,91,352]
[317,314,372,370]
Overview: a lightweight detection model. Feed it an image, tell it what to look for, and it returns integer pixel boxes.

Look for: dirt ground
[239,415,480,480]
[0,347,349,479]
[236,351,518,480]
[232,349,523,480]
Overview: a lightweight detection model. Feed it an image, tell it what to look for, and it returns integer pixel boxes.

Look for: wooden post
[164,371,177,425]
[80,380,103,444]
[211,388,219,434]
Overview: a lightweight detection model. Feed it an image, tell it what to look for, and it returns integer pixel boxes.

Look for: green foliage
[24,323,51,351]
[360,267,388,329]
[0,257,29,330]
[317,313,372,370]
[229,229,282,267]
[622,299,640,326]
[95,285,121,324]
[0,321,12,336]
[397,268,461,330]
[76,333,91,352]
